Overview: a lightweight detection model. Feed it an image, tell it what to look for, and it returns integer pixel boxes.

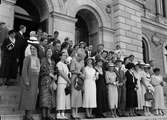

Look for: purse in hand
[65,84,71,95]
[74,75,84,91]
[144,90,154,101]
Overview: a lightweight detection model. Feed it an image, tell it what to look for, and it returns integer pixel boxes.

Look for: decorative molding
[156,15,167,26]
[143,9,156,21]
[151,33,163,47]
[50,11,77,23]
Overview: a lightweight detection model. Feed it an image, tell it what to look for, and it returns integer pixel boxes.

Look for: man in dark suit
[114,60,126,116]
[52,42,61,64]
[15,25,27,76]
[85,45,94,59]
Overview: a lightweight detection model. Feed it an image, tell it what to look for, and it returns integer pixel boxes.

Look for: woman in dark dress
[125,63,138,116]
[39,48,57,120]
[94,58,108,118]
[0,30,18,85]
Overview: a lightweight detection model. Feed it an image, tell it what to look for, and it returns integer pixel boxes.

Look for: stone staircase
[0,86,167,120]
[0,86,21,115]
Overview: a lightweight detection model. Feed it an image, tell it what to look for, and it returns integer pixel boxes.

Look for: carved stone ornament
[105,4,111,14]
[152,34,162,46]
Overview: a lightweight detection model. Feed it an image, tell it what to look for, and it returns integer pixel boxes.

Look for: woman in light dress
[133,63,144,111]
[83,57,98,118]
[56,51,71,119]
[141,64,154,116]
[70,53,84,119]
[151,68,165,115]
[105,63,118,118]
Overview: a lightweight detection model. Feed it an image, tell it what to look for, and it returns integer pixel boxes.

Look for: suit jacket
[85,50,94,59]
[114,67,126,85]
[15,32,28,58]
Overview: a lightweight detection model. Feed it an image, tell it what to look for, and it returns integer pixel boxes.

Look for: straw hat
[144,64,150,68]
[108,63,115,67]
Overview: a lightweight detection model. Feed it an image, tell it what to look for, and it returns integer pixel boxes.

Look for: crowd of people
[0,25,166,120]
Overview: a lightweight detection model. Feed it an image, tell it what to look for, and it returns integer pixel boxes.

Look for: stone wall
[113,0,143,61]
[0,0,16,29]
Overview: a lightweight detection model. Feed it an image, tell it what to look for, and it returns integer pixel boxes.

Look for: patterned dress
[39,58,56,108]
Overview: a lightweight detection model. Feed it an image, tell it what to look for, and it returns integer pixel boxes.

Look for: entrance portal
[14,0,49,37]
[75,9,99,47]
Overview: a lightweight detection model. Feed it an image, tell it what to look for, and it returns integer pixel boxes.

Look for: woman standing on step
[83,57,98,118]
[70,53,84,119]
[56,51,71,119]
[105,63,118,118]
[20,45,40,120]
[39,48,57,120]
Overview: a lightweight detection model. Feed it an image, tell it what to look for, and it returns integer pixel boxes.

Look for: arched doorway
[14,0,49,37]
[142,37,149,63]
[75,9,100,48]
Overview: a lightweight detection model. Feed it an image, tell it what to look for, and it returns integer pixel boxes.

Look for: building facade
[0,0,167,75]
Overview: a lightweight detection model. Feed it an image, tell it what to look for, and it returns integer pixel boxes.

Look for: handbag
[65,84,71,95]
[74,75,84,91]
[144,90,153,101]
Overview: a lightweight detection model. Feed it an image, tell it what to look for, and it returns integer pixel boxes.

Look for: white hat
[27,36,39,44]
[108,63,115,67]
[144,64,150,68]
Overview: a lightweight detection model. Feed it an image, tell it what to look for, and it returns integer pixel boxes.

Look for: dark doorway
[14,0,48,38]
[75,15,89,45]
[75,9,99,48]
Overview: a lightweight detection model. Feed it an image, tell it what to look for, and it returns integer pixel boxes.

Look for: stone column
[0,0,16,29]
[155,0,163,16]
[51,12,77,43]
[113,0,143,61]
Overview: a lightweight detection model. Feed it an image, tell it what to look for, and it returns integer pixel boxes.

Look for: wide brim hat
[144,64,151,68]
[139,61,145,66]
[86,57,95,63]
[108,63,115,67]
[27,37,39,44]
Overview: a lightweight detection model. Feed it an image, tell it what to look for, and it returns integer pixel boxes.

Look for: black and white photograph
[0,0,167,120]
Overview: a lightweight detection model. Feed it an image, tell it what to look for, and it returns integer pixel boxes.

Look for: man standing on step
[114,60,126,117]
[15,25,27,77]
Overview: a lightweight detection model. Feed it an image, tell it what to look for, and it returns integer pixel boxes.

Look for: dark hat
[96,58,103,63]
[86,57,95,63]
[126,63,135,70]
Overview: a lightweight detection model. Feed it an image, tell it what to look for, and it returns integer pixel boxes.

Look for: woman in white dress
[56,51,71,119]
[133,63,144,111]
[105,63,118,118]
[83,57,98,118]
[151,68,165,115]
[141,64,154,116]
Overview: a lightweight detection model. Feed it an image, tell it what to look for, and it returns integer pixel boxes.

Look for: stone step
[0,86,21,114]
[1,114,167,120]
